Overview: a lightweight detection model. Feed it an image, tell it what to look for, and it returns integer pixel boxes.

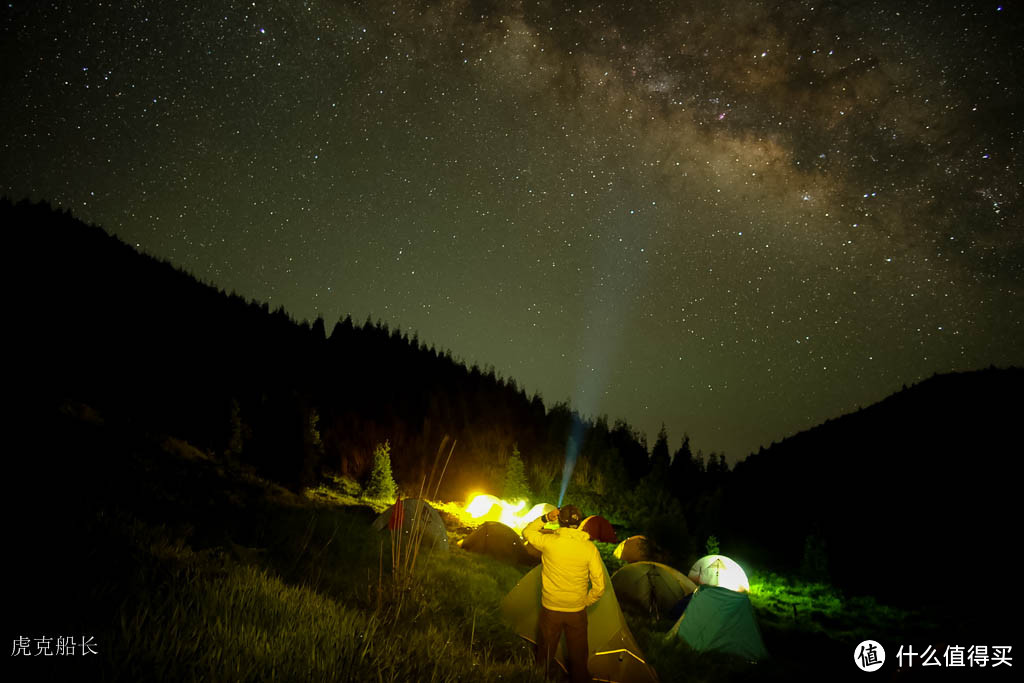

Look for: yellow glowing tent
[501,563,659,682]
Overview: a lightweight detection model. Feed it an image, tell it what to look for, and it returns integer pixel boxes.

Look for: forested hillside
[9,198,722,551]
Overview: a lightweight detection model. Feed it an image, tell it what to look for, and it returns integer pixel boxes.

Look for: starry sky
[3,0,1022,462]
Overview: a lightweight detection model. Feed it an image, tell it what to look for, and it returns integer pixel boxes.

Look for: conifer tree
[225,398,248,459]
[651,424,671,477]
[503,445,532,503]
[364,440,397,501]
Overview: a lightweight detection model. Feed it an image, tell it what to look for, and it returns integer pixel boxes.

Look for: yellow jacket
[523,516,606,611]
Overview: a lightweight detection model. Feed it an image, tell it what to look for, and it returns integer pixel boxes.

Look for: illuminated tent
[370,498,449,552]
[670,585,768,661]
[687,555,750,592]
[579,515,618,544]
[613,536,651,564]
[522,503,556,526]
[460,521,539,566]
[501,563,659,682]
[612,562,697,619]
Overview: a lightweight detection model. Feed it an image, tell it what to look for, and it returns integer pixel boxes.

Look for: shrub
[800,533,830,582]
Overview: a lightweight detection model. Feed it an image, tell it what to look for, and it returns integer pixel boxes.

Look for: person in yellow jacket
[522,504,605,683]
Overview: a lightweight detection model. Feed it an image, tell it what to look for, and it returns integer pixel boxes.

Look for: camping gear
[461,521,539,566]
[613,536,650,563]
[579,515,618,543]
[502,563,659,682]
[370,498,449,552]
[670,585,768,661]
[612,562,696,619]
[687,555,750,592]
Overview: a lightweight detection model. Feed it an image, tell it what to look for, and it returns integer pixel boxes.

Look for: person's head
[558,505,583,528]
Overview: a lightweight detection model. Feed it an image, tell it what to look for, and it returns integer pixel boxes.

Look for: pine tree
[668,433,698,500]
[503,445,532,503]
[225,398,249,459]
[651,424,671,477]
[299,407,325,487]
[364,441,397,501]
[705,534,720,555]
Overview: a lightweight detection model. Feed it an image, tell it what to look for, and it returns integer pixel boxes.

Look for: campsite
[13,395,1019,681]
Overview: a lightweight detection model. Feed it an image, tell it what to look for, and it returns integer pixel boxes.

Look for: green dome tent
[669,585,768,661]
[460,521,539,566]
[370,498,449,552]
[612,562,696,619]
[501,563,659,682]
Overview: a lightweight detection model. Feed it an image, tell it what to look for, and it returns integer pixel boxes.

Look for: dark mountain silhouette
[726,367,1020,619]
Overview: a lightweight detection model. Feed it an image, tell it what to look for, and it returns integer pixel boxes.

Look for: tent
[580,515,618,543]
[670,585,768,661]
[612,562,696,619]
[370,498,449,552]
[613,536,650,564]
[687,555,750,592]
[522,503,556,526]
[460,521,539,566]
[502,563,659,682]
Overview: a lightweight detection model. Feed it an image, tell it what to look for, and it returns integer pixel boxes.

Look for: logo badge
[855,640,885,672]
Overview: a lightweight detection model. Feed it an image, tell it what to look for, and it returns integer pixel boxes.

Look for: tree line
[10,198,727,556]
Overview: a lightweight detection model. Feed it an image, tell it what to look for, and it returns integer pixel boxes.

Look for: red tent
[579,515,617,543]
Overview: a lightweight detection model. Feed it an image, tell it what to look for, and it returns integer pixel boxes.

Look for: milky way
[3,0,1021,461]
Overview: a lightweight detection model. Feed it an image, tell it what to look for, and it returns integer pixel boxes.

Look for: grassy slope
[10,404,952,682]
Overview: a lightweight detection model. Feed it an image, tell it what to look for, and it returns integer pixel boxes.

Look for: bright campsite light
[466,493,500,518]
[466,494,530,530]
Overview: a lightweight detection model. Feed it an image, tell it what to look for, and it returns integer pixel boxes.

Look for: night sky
[3,0,1021,463]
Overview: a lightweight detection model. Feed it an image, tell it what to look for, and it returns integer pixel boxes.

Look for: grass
[80,517,542,683]
[13,407,549,682]
[13,404,980,682]
[109,550,537,682]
